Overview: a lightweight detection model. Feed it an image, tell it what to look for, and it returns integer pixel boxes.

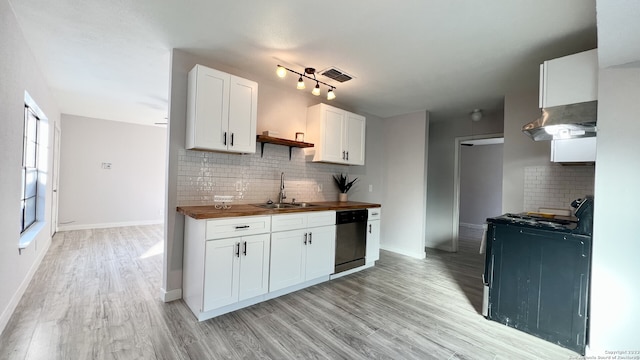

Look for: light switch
[369,184,373,192]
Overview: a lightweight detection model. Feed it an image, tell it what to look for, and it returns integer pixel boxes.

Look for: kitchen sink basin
[291,202,318,208]
[253,203,297,209]
[253,202,318,209]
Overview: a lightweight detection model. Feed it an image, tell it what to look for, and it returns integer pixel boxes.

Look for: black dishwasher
[334,210,367,273]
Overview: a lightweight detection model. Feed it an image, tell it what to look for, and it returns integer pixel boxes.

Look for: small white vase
[338,193,348,202]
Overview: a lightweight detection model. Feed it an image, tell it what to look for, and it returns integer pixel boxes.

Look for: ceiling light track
[276,65,336,100]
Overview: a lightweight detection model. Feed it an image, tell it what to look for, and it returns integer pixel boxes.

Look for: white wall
[0,0,60,334]
[426,111,503,250]
[57,115,166,230]
[379,111,429,259]
[459,143,503,225]
[588,66,640,354]
[502,90,550,213]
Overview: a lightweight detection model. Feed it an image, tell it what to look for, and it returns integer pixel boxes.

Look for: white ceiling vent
[319,67,354,83]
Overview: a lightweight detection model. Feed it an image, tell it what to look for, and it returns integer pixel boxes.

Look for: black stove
[487,213,576,233]
[487,196,594,236]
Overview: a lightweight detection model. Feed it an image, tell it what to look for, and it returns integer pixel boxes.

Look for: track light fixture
[276,65,337,100]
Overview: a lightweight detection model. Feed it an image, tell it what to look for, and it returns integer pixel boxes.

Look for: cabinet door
[238,234,270,301]
[345,112,366,165]
[320,105,346,163]
[550,137,596,163]
[227,75,258,153]
[366,220,380,263]
[541,49,598,108]
[269,229,306,292]
[203,238,239,311]
[305,225,336,280]
[187,65,229,151]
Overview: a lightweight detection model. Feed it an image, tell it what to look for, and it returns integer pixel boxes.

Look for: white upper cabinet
[306,103,366,165]
[551,137,597,163]
[186,64,258,153]
[539,49,598,108]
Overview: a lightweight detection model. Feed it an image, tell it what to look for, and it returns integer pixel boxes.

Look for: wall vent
[319,67,354,83]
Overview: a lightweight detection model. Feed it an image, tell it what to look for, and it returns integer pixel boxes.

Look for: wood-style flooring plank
[0,225,579,360]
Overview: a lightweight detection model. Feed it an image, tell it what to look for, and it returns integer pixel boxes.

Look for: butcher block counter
[178,201,381,220]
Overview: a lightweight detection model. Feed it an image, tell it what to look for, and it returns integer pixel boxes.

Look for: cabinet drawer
[271,213,308,232]
[206,216,271,240]
[367,208,381,221]
[307,211,336,228]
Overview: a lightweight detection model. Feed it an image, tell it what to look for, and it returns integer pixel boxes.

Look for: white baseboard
[0,235,52,336]
[380,244,426,259]
[58,219,163,231]
[160,288,182,302]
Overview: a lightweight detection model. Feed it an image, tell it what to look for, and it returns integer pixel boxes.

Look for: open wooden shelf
[256,135,314,160]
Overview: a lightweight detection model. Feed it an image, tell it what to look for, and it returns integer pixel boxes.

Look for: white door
[227,75,258,153]
[321,105,346,163]
[238,234,270,301]
[366,220,380,263]
[345,113,366,165]
[50,125,60,236]
[194,66,229,151]
[269,229,306,292]
[203,238,239,311]
[304,225,336,280]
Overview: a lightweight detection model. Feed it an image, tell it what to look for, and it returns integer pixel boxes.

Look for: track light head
[297,76,305,90]
[312,82,321,96]
[276,66,287,78]
[327,88,336,100]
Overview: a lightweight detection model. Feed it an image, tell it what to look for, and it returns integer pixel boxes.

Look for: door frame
[452,133,503,252]
[50,122,61,236]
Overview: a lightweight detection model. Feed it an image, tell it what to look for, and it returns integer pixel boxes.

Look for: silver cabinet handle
[235,225,250,229]
[223,132,227,145]
[304,233,308,245]
[369,224,372,234]
[309,232,312,244]
[231,133,234,146]
[235,242,240,257]
[243,241,247,256]
[346,151,349,161]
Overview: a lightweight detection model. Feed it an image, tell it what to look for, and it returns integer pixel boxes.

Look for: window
[21,105,40,233]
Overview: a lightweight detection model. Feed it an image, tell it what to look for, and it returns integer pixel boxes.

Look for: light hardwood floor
[0,225,579,359]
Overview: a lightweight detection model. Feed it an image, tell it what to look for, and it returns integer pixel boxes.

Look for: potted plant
[333,173,358,202]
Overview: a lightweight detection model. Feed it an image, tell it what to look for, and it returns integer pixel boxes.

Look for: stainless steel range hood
[522,101,597,141]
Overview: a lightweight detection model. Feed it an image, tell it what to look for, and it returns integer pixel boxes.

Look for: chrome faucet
[278,172,286,203]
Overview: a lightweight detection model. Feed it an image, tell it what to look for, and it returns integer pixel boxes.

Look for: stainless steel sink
[253,202,318,209]
[291,202,317,208]
[253,203,297,209]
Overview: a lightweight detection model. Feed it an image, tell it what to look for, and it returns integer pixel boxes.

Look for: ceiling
[8,0,599,126]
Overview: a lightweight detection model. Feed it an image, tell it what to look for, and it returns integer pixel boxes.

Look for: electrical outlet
[317,184,323,192]
[101,162,112,169]
[369,184,373,192]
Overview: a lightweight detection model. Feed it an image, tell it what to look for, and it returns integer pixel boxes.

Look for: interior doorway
[452,134,503,252]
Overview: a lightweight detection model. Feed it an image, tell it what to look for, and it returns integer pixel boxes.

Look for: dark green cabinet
[487,224,591,355]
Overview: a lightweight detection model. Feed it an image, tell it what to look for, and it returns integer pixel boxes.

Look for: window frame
[21,105,40,233]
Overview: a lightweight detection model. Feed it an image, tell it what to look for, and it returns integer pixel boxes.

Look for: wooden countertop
[177,201,381,220]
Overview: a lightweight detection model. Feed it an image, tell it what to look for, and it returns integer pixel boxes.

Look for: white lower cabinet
[269,211,336,292]
[203,234,270,311]
[366,208,381,264]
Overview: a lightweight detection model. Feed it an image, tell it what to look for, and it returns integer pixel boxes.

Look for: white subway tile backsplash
[176,144,349,206]
[523,165,594,212]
